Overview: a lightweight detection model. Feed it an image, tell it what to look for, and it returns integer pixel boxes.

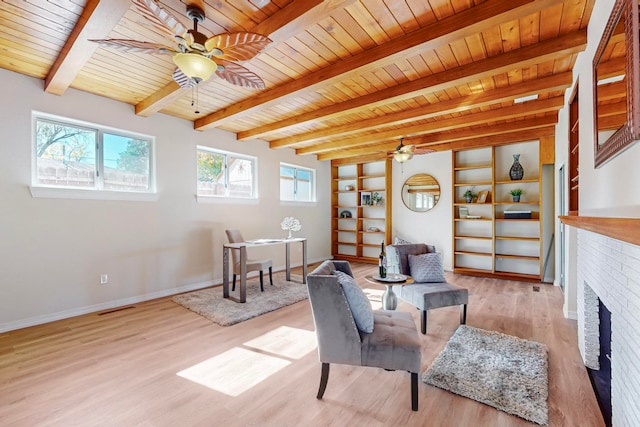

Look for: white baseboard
[564,306,578,320]
[0,258,325,334]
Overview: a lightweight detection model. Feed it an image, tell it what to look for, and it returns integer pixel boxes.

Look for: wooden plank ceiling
[0,0,595,162]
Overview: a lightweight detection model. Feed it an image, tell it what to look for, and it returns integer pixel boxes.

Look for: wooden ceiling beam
[297,97,564,155]
[318,125,557,161]
[256,30,585,144]
[134,0,354,117]
[266,72,572,147]
[596,81,626,101]
[195,0,568,131]
[44,0,131,95]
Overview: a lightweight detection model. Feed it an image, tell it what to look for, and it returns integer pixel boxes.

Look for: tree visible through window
[34,115,153,193]
[280,163,315,202]
[197,147,256,198]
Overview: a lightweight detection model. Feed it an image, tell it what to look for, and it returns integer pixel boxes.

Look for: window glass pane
[35,119,97,188]
[295,169,312,202]
[103,133,150,191]
[280,165,295,201]
[197,150,225,196]
[228,157,254,198]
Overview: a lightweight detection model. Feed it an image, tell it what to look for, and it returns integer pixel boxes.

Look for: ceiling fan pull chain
[194,84,200,115]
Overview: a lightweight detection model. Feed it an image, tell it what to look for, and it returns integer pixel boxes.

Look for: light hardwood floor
[0,263,605,426]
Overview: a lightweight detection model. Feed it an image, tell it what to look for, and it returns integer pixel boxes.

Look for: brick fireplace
[575,227,640,426]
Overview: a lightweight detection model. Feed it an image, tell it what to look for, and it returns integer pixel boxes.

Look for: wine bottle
[379,241,387,278]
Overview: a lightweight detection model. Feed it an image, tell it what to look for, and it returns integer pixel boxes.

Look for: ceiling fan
[391,138,435,163]
[90,0,271,89]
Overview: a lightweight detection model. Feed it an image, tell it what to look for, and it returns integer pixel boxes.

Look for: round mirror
[401,173,440,212]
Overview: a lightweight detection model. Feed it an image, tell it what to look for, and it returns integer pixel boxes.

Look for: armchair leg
[232,274,236,291]
[259,271,265,292]
[317,363,330,399]
[269,267,273,286]
[411,372,418,411]
[421,310,427,334]
[461,304,467,324]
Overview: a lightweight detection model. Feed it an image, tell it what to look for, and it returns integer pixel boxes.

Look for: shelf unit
[568,85,579,213]
[332,158,392,264]
[452,141,543,281]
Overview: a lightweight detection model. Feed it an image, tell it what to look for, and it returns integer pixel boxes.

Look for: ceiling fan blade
[89,39,176,54]
[172,68,198,89]
[215,60,265,89]
[414,147,436,155]
[131,0,188,38]
[204,32,272,61]
[401,144,415,153]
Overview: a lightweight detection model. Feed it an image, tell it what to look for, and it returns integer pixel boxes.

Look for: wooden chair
[225,229,273,292]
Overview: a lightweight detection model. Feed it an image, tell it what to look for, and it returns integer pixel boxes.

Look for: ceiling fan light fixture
[393,151,412,163]
[173,53,217,83]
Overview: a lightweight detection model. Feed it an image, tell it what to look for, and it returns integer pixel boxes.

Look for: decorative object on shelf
[477,190,489,204]
[361,191,372,206]
[367,226,380,232]
[464,187,477,203]
[504,210,532,219]
[339,210,352,218]
[459,207,469,219]
[509,188,523,202]
[344,184,354,191]
[281,216,301,239]
[371,192,383,205]
[509,154,524,180]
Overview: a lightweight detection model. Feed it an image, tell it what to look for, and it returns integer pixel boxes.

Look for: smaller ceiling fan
[90,0,271,89]
[391,138,435,163]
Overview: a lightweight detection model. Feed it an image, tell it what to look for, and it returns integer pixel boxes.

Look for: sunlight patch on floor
[243,326,316,359]
[177,347,290,396]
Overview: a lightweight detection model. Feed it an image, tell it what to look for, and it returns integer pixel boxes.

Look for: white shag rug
[172,273,308,326]
[423,325,549,425]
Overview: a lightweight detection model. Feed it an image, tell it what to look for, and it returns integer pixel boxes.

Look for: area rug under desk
[423,325,549,425]
[172,273,308,326]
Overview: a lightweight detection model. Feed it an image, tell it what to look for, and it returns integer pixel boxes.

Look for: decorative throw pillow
[408,253,446,283]
[334,270,374,333]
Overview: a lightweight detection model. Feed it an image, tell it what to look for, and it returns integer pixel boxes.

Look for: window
[197,147,256,198]
[280,163,315,202]
[33,113,154,195]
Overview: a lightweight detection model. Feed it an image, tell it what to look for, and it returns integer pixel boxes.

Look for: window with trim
[33,114,153,193]
[197,147,256,198]
[280,163,315,202]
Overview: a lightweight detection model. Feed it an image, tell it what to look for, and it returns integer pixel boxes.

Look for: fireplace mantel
[559,215,640,246]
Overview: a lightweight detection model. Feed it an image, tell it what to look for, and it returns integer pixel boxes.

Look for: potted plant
[509,188,523,202]
[372,192,383,205]
[463,188,476,203]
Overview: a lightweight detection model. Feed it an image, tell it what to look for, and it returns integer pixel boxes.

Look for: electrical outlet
[100,274,108,285]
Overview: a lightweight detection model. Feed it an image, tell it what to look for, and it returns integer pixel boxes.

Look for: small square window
[197,147,256,198]
[280,163,315,202]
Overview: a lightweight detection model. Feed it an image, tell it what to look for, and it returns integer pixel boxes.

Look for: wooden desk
[223,238,307,303]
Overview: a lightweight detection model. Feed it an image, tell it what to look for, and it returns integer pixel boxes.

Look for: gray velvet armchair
[390,244,468,334]
[306,260,422,411]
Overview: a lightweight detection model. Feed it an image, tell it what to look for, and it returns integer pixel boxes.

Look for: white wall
[575,0,640,217]
[391,151,453,270]
[0,69,331,332]
[555,0,640,318]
